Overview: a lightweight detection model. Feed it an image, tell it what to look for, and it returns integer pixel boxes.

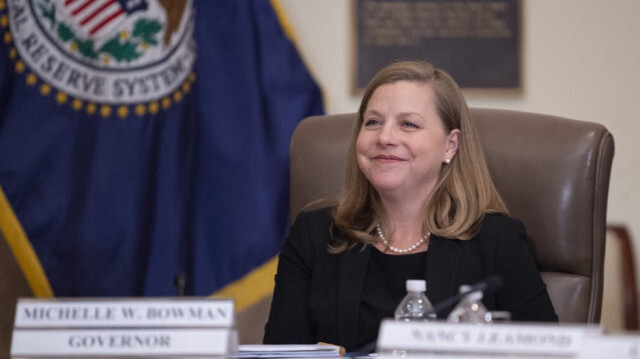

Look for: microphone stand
[173,272,188,297]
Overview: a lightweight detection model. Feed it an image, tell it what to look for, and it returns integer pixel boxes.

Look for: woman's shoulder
[475,213,527,244]
[292,206,334,225]
[481,213,524,231]
[288,206,335,245]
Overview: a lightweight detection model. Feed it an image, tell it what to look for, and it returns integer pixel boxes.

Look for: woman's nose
[377,123,398,145]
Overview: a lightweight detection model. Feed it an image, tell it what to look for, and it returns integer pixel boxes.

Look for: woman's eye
[402,121,420,129]
[364,119,381,127]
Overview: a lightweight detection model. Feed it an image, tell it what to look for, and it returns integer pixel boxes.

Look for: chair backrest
[289,108,615,323]
[601,225,639,330]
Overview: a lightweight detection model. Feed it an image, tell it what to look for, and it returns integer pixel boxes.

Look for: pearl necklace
[375,224,430,254]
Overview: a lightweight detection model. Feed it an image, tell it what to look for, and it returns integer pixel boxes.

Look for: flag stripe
[80,0,116,26]
[71,0,96,16]
[89,7,124,35]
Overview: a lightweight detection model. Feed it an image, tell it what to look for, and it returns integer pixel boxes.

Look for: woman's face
[356,81,459,199]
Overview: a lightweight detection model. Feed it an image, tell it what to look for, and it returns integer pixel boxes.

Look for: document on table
[235,344,344,358]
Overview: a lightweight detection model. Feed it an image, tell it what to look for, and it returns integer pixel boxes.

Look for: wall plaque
[356,0,520,89]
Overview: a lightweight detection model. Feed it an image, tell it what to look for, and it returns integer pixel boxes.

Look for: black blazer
[264,207,557,352]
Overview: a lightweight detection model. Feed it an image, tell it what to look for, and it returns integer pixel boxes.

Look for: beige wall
[280,0,640,265]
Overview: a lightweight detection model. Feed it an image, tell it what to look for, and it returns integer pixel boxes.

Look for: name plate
[582,333,640,359]
[14,297,234,328]
[377,319,602,356]
[11,328,235,356]
[11,298,237,358]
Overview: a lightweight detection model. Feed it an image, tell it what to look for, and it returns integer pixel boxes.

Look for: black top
[264,207,558,352]
[357,249,427,349]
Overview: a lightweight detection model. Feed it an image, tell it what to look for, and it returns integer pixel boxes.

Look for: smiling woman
[263,61,557,352]
[333,61,508,250]
[356,81,459,226]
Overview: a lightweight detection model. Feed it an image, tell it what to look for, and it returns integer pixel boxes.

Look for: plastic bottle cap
[406,279,426,292]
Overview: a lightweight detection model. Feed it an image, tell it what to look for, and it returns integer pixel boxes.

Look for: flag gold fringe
[0,187,53,298]
[211,256,278,313]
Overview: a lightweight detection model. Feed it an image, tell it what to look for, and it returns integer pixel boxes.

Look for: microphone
[173,272,189,296]
[432,274,503,315]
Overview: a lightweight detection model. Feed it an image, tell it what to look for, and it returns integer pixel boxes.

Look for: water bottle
[447,285,492,324]
[394,279,437,321]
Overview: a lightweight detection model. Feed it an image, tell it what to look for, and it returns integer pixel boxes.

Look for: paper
[235,344,343,358]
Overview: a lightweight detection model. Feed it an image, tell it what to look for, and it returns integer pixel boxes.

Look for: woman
[263,61,557,352]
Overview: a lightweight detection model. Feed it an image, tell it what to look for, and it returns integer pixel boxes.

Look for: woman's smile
[372,154,406,163]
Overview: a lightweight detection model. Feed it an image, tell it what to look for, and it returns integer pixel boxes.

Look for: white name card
[14,297,234,328]
[582,333,640,359]
[11,328,236,357]
[377,319,602,356]
[11,298,237,358]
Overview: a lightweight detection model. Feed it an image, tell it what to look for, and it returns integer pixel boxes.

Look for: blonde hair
[330,61,508,252]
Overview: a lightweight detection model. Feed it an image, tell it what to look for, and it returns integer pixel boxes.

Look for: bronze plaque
[356,0,520,89]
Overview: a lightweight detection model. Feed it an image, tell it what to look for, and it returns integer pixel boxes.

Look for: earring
[444,158,451,164]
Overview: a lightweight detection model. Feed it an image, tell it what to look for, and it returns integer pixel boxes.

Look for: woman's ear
[444,129,460,162]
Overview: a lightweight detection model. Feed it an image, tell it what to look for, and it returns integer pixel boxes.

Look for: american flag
[62,0,148,37]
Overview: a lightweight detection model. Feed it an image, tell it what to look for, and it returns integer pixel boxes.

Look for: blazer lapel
[337,244,370,350]
[425,236,462,318]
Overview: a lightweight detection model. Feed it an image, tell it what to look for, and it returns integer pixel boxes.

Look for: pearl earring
[444,158,451,164]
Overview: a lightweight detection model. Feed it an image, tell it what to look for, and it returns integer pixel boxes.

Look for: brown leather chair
[289,108,615,323]
[601,225,639,330]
